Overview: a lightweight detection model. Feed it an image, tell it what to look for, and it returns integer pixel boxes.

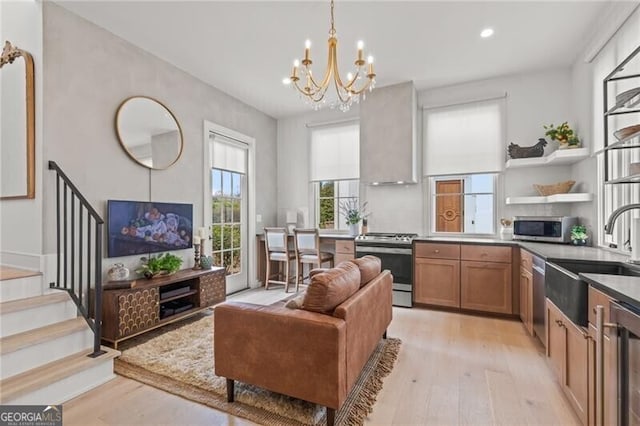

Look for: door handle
[594,305,617,426]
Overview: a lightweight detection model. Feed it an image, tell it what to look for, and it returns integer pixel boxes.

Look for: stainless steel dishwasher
[532,255,546,346]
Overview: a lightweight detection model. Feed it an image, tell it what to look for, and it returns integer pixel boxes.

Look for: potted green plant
[570,225,589,246]
[136,253,183,279]
[339,199,369,236]
[544,122,581,149]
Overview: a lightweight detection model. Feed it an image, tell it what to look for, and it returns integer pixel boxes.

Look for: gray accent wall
[42,4,277,271]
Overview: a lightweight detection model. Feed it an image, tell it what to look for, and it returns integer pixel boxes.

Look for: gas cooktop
[355,232,418,244]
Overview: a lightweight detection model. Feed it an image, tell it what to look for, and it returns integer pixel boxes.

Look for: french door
[210,133,248,294]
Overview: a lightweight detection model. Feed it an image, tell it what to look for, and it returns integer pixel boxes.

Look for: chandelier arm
[292,78,327,102]
[333,77,352,103]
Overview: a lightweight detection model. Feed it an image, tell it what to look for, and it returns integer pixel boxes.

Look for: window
[316,180,359,231]
[310,122,360,231]
[429,173,497,235]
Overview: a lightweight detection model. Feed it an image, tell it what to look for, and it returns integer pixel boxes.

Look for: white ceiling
[56,1,610,119]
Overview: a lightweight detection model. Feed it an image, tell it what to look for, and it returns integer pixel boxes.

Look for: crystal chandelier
[283,0,376,112]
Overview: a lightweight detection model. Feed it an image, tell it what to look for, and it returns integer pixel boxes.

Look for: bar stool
[264,227,296,292]
[293,228,334,292]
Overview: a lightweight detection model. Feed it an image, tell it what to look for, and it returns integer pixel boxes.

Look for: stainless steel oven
[355,233,415,308]
[596,301,640,426]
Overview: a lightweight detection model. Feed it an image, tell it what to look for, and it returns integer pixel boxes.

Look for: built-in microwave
[513,216,578,243]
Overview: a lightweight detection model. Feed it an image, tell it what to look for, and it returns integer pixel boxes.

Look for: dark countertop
[580,273,640,308]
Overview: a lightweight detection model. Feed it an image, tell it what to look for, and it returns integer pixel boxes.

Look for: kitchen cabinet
[334,240,355,264]
[359,81,417,184]
[414,242,515,314]
[587,287,618,426]
[460,245,512,314]
[546,299,590,426]
[520,249,534,335]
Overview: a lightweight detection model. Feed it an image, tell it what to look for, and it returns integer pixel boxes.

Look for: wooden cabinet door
[547,300,566,381]
[414,257,460,307]
[199,271,226,307]
[588,324,618,426]
[435,180,463,232]
[520,267,533,335]
[460,261,512,314]
[564,318,590,426]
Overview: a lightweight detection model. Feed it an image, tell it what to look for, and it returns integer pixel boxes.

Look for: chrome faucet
[604,203,640,234]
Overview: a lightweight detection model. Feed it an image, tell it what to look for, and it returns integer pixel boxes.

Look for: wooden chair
[293,228,334,292]
[264,227,296,292]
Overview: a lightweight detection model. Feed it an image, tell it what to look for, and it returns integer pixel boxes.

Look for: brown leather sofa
[214,256,393,425]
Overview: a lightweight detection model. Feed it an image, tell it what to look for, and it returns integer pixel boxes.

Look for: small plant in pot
[339,199,369,236]
[544,122,581,149]
[136,253,183,279]
[570,225,589,246]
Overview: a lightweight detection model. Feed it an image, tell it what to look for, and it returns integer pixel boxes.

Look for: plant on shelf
[570,225,589,246]
[544,122,581,148]
[136,253,183,279]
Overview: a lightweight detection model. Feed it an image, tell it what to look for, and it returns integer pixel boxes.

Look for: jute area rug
[114,312,401,426]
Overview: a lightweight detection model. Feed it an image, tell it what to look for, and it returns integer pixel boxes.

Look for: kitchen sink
[545,260,640,327]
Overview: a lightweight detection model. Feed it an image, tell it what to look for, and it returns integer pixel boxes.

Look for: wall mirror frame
[0,40,35,200]
[115,96,184,170]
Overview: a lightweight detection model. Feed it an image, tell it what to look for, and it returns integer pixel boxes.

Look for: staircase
[0,267,119,404]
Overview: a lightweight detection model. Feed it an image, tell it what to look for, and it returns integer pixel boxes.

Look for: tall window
[430,173,496,235]
[211,169,242,274]
[310,122,359,231]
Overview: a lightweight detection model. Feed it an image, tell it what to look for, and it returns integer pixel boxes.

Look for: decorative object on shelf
[630,162,640,176]
[499,218,513,241]
[107,263,130,281]
[192,236,202,270]
[361,218,368,235]
[614,87,640,110]
[339,199,368,236]
[507,138,547,159]
[613,124,640,143]
[533,180,575,196]
[200,255,213,270]
[570,224,589,246]
[136,253,183,279]
[283,0,376,112]
[543,122,581,149]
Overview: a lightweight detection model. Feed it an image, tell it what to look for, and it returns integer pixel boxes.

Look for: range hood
[359,81,417,185]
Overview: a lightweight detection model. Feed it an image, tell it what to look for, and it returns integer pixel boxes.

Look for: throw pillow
[303,262,361,313]
[284,292,306,310]
[351,255,382,287]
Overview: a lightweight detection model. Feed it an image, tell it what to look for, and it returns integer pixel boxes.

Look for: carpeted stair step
[0,346,120,405]
[0,292,78,338]
[0,317,93,379]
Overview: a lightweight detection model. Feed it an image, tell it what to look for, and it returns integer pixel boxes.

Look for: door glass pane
[222,171,232,196]
[230,249,241,274]
[232,199,241,223]
[224,200,233,223]
[212,224,222,251]
[212,199,222,223]
[232,224,241,249]
[232,172,241,197]
[223,224,232,248]
[212,169,222,195]
[212,251,222,267]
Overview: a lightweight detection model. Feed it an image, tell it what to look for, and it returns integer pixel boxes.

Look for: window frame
[426,173,499,237]
[313,179,359,233]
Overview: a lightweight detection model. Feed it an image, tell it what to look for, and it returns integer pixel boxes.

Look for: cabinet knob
[434,249,440,253]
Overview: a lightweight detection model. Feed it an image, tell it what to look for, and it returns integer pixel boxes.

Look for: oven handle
[594,304,618,426]
[355,246,412,255]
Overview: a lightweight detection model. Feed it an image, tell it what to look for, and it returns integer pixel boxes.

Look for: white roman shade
[310,122,359,181]
[424,97,505,176]
[211,134,247,174]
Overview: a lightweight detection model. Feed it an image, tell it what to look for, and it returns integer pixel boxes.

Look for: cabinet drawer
[520,248,533,270]
[461,245,511,263]
[414,243,460,260]
[335,240,355,254]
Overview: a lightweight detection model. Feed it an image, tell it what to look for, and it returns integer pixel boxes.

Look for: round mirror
[115,96,183,170]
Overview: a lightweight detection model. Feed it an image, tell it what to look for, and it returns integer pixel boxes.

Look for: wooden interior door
[435,180,463,232]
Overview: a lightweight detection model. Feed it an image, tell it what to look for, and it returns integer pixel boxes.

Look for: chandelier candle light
[283,0,376,111]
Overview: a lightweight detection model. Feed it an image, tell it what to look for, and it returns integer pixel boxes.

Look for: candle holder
[192,243,202,270]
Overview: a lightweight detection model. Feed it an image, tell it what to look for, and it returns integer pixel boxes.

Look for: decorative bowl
[533,180,575,196]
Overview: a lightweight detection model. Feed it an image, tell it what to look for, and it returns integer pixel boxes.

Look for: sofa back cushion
[350,255,382,287]
[303,262,361,313]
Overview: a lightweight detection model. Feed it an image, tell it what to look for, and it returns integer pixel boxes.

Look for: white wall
[41,3,278,277]
[0,0,44,268]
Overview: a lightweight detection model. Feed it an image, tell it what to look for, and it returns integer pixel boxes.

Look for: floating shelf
[505,148,589,169]
[505,193,594,205]
[605,174,640,184]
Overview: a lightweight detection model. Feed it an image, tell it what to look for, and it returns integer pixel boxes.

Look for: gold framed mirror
[115,96,184,170]
[0,40,35,199]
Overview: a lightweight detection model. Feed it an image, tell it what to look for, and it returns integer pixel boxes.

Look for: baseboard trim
[0,251,41,271]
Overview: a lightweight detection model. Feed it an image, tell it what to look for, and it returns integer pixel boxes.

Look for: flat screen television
[107,200,193,258]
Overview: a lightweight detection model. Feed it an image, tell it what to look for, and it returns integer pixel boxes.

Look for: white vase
[348,223,360,236]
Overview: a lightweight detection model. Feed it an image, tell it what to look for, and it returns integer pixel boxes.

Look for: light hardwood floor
[62,287,580,425]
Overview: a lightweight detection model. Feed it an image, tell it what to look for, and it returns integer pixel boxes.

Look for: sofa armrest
[214,301,347,409]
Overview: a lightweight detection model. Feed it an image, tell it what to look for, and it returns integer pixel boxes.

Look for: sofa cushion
[303,262,361,313]
[284,292,306,309]
[351,255,382,287]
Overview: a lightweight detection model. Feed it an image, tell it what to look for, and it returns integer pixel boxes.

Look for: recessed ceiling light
[480,28,494,38]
